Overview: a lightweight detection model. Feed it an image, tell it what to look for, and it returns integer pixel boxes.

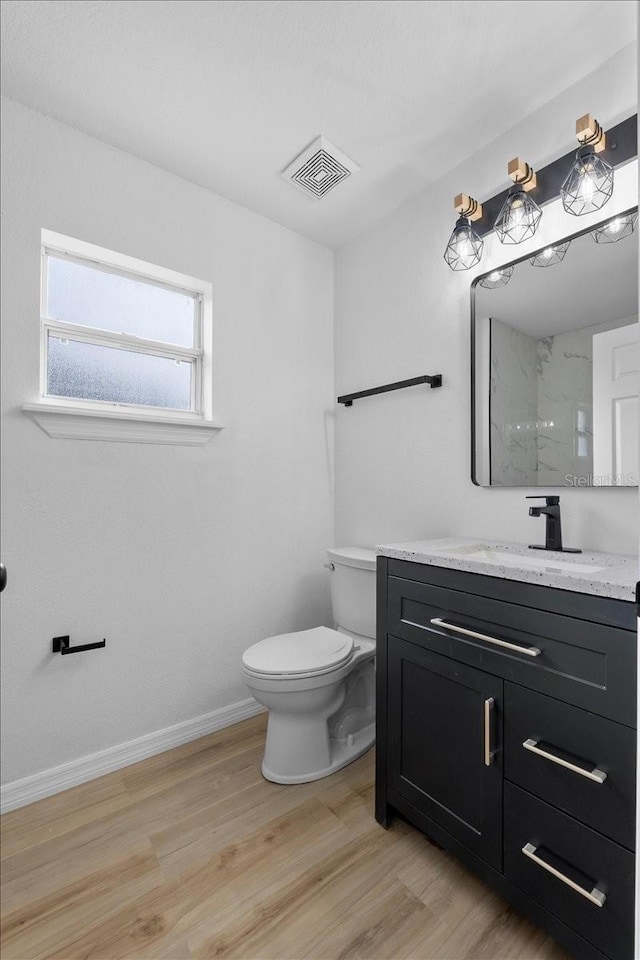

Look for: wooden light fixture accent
[454,193,483,221]
[507,157,537,191]
[576,113,606,152]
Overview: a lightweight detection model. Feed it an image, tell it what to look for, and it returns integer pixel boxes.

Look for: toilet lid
[242,626,354,676]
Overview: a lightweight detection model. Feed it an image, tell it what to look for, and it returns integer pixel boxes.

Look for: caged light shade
[443,216,484,271]
[561,146,614,216]
[478,265,513,288]
[444,195,484,271]
[561,115,613,217]
[495,185,542,245]
[529,241,570,267]
[591,212,637,244]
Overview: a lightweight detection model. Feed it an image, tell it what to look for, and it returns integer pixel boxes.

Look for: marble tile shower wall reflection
[490,319,538,485]
[536,327,591,485]
[490,315,637,486]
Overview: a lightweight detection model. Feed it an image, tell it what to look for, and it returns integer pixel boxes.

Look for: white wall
[0,98,335,786]
[335,45,638,555]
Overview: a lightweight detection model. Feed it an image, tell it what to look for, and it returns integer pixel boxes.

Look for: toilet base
[261,721,375,784]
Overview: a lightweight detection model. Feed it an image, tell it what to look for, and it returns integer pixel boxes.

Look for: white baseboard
[0,698,263,814]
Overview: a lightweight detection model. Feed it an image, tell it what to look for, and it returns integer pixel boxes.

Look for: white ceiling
[0,0,636,248]
[477,219,638,337]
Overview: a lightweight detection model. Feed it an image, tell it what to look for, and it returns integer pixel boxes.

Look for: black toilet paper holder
[52,635,107,655]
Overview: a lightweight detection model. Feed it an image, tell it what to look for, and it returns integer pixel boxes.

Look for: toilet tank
[326,547,377,640]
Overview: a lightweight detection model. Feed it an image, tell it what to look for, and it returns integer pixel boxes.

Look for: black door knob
[0,564,6,593]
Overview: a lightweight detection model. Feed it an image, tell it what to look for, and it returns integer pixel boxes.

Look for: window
[576,405,591,460]
[26,232,220,444]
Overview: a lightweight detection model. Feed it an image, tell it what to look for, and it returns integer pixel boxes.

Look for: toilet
[242,546,377,783]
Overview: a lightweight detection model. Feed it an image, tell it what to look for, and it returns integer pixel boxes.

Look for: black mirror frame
[470,205,639,487]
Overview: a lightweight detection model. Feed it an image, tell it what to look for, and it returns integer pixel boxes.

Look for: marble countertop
[376,537,638,602]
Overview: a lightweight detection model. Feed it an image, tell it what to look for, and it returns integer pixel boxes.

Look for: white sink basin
[438,543,605,575]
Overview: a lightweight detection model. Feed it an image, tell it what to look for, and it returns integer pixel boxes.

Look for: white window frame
[24,231,221,445]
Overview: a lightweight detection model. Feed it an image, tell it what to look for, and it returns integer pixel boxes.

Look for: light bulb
[510,198,525,224]
[457,237,475,258]
[607,218,623,234]
[576,162,596,203]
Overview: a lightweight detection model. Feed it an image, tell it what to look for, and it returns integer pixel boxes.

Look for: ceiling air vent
[282,136,360,199]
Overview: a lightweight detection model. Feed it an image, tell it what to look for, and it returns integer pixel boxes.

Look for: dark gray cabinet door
[387,636,503,869]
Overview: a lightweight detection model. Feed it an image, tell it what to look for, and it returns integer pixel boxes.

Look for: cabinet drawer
[387,575,636,726]
[504,685,636,850]
[504,783,635,960]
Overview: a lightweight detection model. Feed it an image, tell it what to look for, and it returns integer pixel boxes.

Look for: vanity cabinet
[376,557,637,960]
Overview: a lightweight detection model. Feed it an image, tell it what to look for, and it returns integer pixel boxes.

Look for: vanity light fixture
[494,158,542,244]
[591,211,638,244]
[529,241,570,267]
[561,114,614,216]
[478,265,513,288]
[443,194,484,271]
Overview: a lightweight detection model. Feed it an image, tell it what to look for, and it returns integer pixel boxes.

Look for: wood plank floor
[1,714,570,960]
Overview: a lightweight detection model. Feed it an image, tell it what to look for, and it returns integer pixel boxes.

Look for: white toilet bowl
[242,547,377,784]
[243,626,375,783]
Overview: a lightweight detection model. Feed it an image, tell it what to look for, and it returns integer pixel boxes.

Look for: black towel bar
[337,374,442,406]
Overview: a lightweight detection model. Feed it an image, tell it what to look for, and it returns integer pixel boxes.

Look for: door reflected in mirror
[472,209,638,487]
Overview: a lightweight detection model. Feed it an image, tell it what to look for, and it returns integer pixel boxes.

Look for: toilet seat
[242,626,354,680]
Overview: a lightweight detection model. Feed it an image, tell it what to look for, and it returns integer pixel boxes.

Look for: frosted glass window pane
[47,257,196,347]
[47,335,192,410]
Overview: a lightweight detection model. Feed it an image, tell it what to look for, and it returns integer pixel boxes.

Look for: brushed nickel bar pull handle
[430,617,541,658]
[523,739,607,783]
[521,843,606,907]
[484,698,495,766]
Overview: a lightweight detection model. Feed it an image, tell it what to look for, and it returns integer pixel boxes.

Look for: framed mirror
[472,208,638,487]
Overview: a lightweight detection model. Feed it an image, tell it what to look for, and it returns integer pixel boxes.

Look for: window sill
[22,402,224,446]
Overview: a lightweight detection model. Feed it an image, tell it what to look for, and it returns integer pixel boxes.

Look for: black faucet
[527,496,582,553]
